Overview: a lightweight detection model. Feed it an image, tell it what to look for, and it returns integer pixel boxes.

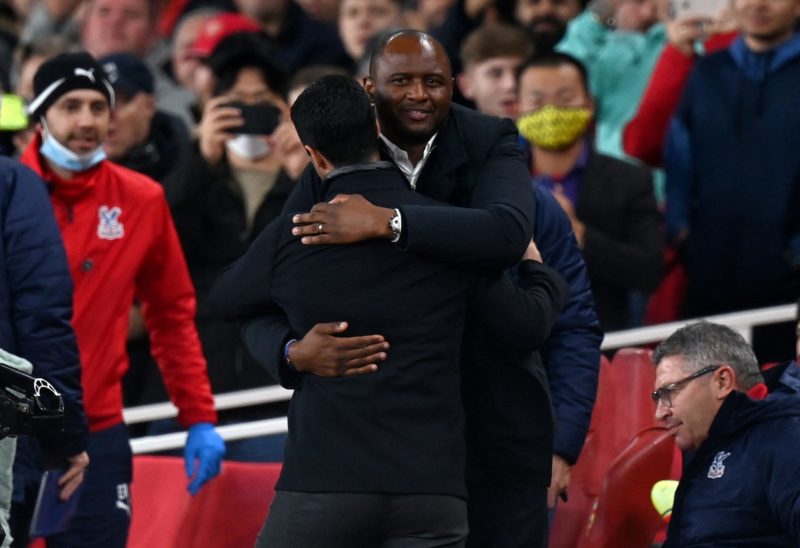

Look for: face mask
[517,104,592,150]
[39,121,106,172]
[226,134,270,161]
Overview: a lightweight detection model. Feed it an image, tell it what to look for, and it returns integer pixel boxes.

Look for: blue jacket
[665,390,800,547]
[534,185,603,464]
[0,157,86,456]
[665,33,800,313]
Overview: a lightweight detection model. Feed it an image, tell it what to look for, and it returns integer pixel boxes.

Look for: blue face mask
[39,121,106,172]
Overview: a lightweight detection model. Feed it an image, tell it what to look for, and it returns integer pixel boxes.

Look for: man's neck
[382,133,428,166]
[532,139,584,177]
[44,157,76,181]
[744,30,796,54]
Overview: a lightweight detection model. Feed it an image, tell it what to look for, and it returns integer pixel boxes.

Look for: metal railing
[128,303,797,454]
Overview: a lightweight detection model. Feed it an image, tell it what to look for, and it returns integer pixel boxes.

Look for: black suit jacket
[237,106,564,489]
[577,152,663,331]
[212,163,567,497]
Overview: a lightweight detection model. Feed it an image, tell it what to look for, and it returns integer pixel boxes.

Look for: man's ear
[305,145,332,173]
[712,365,737,399]
[363,77,375,100]
[142,93,157,117]
[456,73,473,100]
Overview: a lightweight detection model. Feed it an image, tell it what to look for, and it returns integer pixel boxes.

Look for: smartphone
[225,102,282,135]
[670,0,729,19]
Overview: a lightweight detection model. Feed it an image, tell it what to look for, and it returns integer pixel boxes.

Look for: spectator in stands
[338,0,404,64]
[296,0,341,23]
[456,22,533,119]
[664,0,800,362]
[210,73,567,548]
[169,35,300,460]
[233,0,351,73]
[182,12,264,115]
[515,0,585,52]
[286,64,352,104]
[556,0,667,159]
[80,0,196,129]
[454,21,602,526]
[100,53,190,193]
[0,157,88,547]
[653,321,800,547]
[12,52,224,547]
[517,52,663,331]
[168,8,221,96]
[623,11,738,167]
[404,0,455,32]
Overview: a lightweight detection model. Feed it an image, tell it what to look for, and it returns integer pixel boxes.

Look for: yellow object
[516,105,592,150]
[651,479,679,522]
[0,94,29,132]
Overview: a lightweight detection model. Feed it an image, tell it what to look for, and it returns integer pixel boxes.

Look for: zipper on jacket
[66,205,74,223]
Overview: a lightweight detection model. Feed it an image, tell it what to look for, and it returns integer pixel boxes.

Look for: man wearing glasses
[652,322,800,547]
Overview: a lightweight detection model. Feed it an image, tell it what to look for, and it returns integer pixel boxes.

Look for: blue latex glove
[184,422,225,495]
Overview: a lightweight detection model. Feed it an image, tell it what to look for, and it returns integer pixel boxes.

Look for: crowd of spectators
[0,0,798,544]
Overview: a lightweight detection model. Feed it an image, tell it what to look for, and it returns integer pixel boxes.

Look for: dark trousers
[256,491,468,547]
[11,424,132,548]
[466,481,548,548]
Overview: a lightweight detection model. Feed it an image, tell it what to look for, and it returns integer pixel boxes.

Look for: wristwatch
[389,208,402,243]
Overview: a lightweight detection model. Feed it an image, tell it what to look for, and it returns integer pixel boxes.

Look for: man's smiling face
[365,33,453,148]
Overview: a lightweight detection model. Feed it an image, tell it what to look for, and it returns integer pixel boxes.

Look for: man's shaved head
[369,30,451,80]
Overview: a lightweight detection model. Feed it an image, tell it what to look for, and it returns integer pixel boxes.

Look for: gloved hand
[184,422,225,495]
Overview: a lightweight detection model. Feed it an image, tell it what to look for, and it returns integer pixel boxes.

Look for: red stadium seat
[129,456,281,548]
[550,348,661,548]
[581,427,675,548]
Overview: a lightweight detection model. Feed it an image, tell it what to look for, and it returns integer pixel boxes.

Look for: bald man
[240,31,558,546]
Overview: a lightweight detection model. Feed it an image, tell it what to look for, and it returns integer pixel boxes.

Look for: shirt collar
[379,132,438,189]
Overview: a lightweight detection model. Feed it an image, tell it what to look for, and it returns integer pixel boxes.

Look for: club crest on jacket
[97,205,124,240]
[707,451,731,479]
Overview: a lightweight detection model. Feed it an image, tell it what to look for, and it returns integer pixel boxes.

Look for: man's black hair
[516,51,590,94]
[291,75,378,168]
[210,33,287,99]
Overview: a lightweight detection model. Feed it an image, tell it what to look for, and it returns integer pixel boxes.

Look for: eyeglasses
[651,365,720,408]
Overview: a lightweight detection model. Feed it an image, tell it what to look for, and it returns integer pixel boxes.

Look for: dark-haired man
[239,30,564,546]
[515,0,585,52]
[210,74,567,546]
[517,52,663,331]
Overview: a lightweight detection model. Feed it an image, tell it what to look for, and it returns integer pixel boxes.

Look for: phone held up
[225,101,283,135]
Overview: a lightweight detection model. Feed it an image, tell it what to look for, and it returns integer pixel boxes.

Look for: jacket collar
[430,105,468,175]
[730,31,800,79]
[21,132,100,202]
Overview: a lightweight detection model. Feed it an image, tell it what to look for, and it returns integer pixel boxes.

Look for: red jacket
[623,31,739,167]
[21,135,217,432]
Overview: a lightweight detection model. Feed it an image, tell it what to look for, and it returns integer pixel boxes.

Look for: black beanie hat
[28,52,115,119]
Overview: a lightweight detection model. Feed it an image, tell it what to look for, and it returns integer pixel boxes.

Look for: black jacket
[116,110,190,197]
[171,145,295,395]
[577,151,663,331]
[211,163,565,496]
[240,104,536,377]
